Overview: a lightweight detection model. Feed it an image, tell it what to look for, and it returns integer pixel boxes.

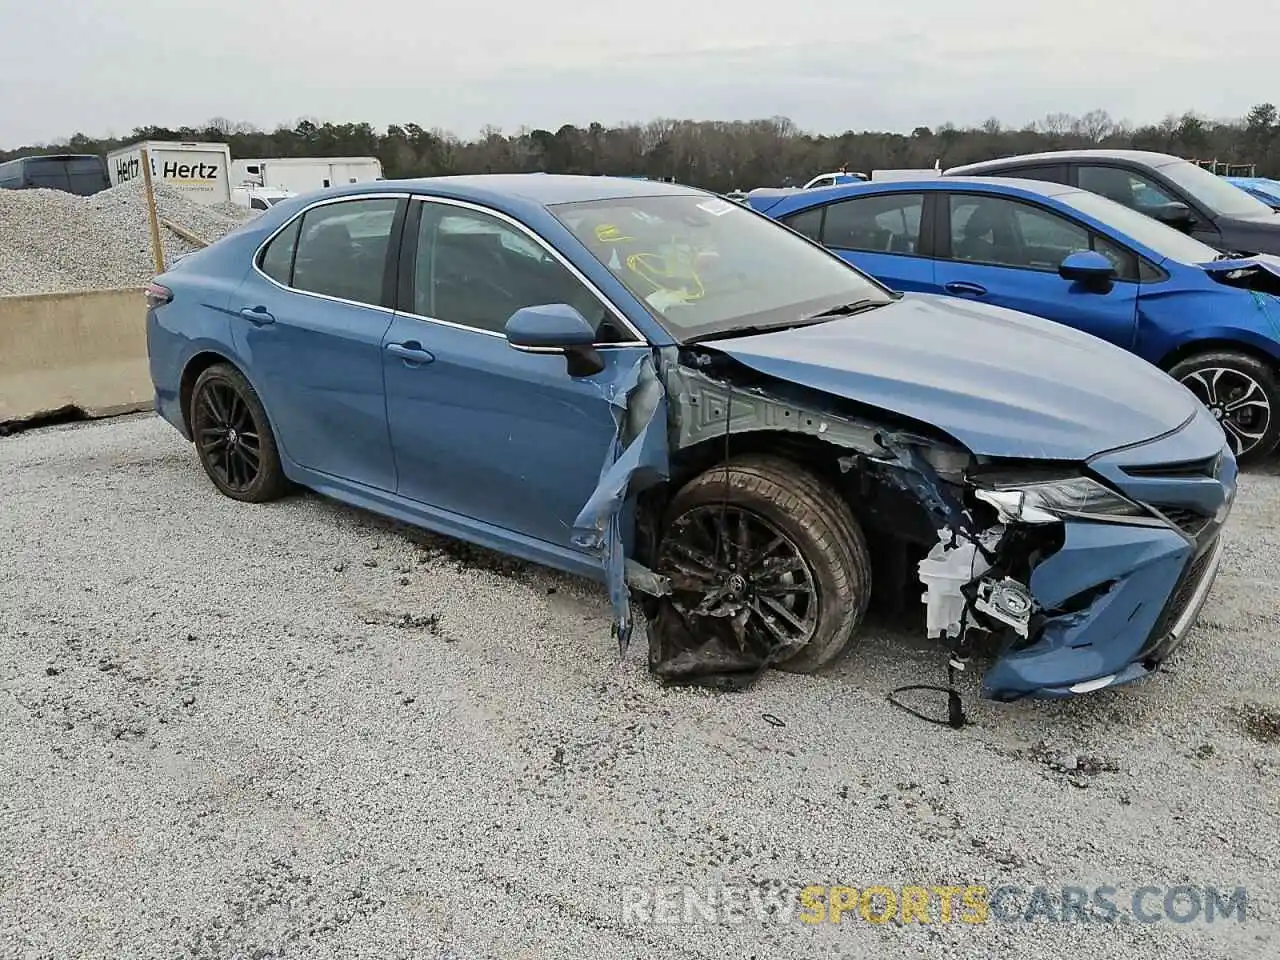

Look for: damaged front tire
[653,454,872,679]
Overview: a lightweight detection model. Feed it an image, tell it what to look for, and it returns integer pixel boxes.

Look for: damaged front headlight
[974,476,1150,525]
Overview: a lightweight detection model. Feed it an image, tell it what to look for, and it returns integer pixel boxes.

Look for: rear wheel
[1169,350,1280,464]
[189,363,290,503]
[654,454,872,674]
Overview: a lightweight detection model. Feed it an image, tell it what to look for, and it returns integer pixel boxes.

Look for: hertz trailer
[230,157,384,195]
[106,140,232,206]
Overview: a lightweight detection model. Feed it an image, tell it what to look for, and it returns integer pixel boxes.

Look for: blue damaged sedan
[145,174,1236,702]
[748,176,1280,463]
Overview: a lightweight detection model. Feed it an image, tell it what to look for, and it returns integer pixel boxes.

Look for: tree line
[4,104,1279,193]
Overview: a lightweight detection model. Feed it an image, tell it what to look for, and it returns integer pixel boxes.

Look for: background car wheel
[1169,350,1280,464]
[189,363,290,503]
[655,454,872,674]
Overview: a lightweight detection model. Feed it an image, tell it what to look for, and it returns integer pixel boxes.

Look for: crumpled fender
[570,352,669,650]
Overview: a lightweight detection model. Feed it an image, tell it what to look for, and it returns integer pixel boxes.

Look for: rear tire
[655,454,872,674]
[189,363,290,503]
[1169,350,1280,464]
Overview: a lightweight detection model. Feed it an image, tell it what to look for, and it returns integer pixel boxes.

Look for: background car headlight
[975,476,1149,524]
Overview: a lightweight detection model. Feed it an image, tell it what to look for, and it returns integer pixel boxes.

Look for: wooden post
[139,147,166,274]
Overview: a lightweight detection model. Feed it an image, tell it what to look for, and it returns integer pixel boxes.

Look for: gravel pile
[0,180,260,297]
[1,414,1277,959]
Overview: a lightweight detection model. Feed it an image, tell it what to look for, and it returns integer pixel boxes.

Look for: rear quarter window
[258,218,302,285]
[782,207,824,241]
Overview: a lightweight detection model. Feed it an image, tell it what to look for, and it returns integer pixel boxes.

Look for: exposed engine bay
[579,344,1105,711]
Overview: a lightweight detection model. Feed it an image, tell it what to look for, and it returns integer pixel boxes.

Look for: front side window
[551,194,891,341]
[948,194,1090,270]
[821,193,924,254]
[1077,166,1179,215]
[414,203,627,340]
[290,197,399,305]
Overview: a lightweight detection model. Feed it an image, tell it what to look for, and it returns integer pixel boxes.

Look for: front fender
[1136,287,1280,365]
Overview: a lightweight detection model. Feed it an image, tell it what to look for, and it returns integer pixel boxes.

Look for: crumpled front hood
[1197,251,1280,277]
[709,294,1199,461]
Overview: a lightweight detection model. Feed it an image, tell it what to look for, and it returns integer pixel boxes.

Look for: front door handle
[386,341,435,365]
[239,305,275,325]
[943,281,987,296]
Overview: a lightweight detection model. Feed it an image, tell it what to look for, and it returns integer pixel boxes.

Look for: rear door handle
[943,281,987,296]
[386,341,435,365]
[239,306,275,325]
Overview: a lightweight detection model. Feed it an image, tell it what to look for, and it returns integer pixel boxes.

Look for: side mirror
[1059,250,1116,291]
[1152,201,1195,228]
[504,303,605,377]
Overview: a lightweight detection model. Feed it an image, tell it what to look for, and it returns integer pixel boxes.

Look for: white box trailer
[106,140,232,206]
[870,168,943,181]
[230,156,384,194]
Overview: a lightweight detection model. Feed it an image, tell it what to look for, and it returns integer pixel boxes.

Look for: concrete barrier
[0,287,153,426]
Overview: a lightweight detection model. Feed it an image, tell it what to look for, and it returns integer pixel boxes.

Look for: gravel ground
[1,413,1277,960]
[0,181,258,297]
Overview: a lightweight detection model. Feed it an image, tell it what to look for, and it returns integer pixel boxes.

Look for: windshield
[550,193,890,340]
[1155,159,1277,219]
[1057,188,1223,264]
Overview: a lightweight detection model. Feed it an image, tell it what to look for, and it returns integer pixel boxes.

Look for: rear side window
[258,217,302,285]
[821,194,924,254]
[1003,164,1069,184]
[290,198,400,305]
[782,206,824,241]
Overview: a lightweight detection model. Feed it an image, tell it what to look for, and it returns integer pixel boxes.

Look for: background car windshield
[1156,159,1277,219]
[550,194,889,340]
[1057,189,1224,264]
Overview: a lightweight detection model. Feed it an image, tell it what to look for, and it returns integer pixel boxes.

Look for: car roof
[765,176,1081,205]
[948,149,1185,174]
[308,173,707,208]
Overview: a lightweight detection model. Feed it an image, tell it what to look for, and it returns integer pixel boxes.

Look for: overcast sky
[3,0,1276,148]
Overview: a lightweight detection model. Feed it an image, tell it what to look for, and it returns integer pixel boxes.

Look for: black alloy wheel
[1170,350,1280,463]
[655,454,872,674]
[189,363,290,502]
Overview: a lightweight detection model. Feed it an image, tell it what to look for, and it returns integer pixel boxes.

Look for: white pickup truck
[230,185,296,211]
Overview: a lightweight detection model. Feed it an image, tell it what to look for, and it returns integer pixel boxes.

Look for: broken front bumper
[980,414,1236,701]
[982,523,1226,700]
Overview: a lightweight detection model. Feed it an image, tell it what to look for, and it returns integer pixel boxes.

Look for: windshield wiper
[803,297,895,321]
[685,323,812,344]
[683,296,898,345]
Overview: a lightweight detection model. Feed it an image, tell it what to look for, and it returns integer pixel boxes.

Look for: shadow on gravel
[303,493,536,580]
[0,405,88,437]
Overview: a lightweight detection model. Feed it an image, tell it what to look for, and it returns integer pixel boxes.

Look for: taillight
[144,282,173,309]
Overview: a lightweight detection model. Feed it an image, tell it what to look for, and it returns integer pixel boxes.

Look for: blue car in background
[146,174,1235,701]
[1227,177,1280,211]
[749,176,1280,462]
